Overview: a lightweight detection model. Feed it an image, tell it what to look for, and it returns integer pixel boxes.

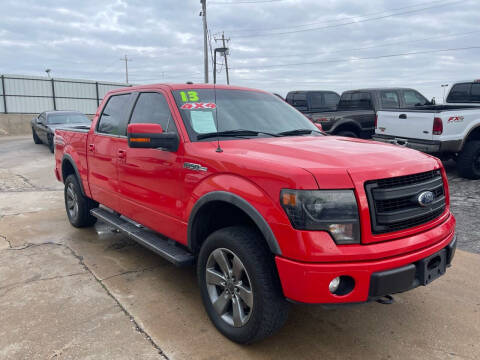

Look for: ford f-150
[54,83,456,343]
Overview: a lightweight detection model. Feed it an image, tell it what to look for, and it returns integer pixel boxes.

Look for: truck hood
[220,135,439,188]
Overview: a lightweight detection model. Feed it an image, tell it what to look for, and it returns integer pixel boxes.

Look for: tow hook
[376,295,395,305]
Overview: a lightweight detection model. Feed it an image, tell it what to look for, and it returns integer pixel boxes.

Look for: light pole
[213,47,228,84]
[45,69,51,78]
[441,84,449,103]
[200,0,208,83]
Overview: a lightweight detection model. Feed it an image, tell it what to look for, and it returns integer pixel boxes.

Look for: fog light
[329,276,340,293]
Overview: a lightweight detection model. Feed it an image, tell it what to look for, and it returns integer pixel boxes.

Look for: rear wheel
[47,134,54,153]
[197,226,289,344]
[64,174,98,227]
[32,128,42,144]
[337,130,358,138]
[457,141,480,179]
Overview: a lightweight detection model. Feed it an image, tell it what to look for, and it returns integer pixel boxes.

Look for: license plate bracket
[417,249,447,285]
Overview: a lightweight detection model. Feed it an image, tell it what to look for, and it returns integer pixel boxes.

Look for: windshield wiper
[276,129,322,136]
[197,129,279,140]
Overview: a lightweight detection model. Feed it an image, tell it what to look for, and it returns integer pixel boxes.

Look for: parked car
[308,88,433,138]
[31,111,91,152]
[55,84,456,343]
[373,83,480,179]
[445,80,480,105]
[285,90,340,115]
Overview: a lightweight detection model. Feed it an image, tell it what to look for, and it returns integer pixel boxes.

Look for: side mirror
[127,123,179,151]
[314,123,323,131]
[431,97,436,105]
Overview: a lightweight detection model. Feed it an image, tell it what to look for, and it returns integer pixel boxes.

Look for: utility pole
[121,54,130,84]
[221,32,230,85]
[441,84,449,103]
[200,0,209,83]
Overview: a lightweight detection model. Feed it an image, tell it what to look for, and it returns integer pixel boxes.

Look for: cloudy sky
[0,0,479,101]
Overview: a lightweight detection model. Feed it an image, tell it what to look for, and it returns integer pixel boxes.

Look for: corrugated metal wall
[0,74,130,114]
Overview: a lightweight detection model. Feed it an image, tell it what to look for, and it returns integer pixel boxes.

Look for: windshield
[47,113,90,125]
[172,89,321,141]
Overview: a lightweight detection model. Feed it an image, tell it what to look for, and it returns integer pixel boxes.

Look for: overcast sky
[0,0,479,101]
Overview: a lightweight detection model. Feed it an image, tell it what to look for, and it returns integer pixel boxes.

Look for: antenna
[214,82,222,153]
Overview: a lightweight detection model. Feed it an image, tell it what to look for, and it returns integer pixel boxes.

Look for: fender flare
[460,123,480,150]
[329,119,362,134]
[187,191,282,255]
[61,154,86,196]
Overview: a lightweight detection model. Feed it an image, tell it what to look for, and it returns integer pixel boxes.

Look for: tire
[336,130,358,138]
[47,134,54,153]
[197,226,289,344]
[64,174,98,227]
[32,128,42,144]
[457,140,480,179]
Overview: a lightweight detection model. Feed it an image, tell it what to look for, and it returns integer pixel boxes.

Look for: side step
[90,208,195,267]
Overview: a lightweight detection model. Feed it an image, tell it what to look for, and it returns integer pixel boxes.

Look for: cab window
[129,92,177,133]
[97,94,131,136]
[402,90,427,106]
[380,91,400,108]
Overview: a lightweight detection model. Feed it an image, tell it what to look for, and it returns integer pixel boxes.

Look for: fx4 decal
[448,116,464,123]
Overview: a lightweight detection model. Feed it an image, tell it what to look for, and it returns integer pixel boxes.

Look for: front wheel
[457,141,480,179]
[197,226,289,344]
[32,128,42,144]
[64,174,98,227]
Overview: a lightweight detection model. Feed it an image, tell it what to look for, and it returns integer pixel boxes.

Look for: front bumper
[275,231,456,304]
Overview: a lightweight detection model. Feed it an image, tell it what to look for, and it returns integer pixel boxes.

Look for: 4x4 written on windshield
[172,89,323,141]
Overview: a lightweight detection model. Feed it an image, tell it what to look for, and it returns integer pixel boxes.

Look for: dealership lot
[0,136,479,359]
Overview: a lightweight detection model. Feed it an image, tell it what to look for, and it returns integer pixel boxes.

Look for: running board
[90,208,195,267]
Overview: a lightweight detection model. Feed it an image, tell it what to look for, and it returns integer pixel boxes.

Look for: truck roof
[107,83,265,95]
[343,88,419,93]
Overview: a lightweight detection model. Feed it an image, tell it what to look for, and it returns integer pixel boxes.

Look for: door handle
[117,149,126,159]
[399,114,407,119]
[88,144,95,152]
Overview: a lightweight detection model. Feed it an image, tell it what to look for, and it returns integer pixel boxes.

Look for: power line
[229,46,480,70]
[221,0,452,34]
[237,30,480,60]
[233,0,464,38]
[210,0,285,4]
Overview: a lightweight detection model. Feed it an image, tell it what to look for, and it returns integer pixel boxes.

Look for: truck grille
[365,170,446,234]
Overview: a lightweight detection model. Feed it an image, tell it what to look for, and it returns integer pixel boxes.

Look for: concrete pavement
[1,136,479,359]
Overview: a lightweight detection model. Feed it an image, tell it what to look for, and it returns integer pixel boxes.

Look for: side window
[308,93,324,110]
[446,83,471,103]
[97,94,131,136]
[403,90,427,106]
[130,92,176,133]
[351,92,372,109]
[324,93,340,107]
[471,83,480,102]
[380,91,400,108]
[292,93,307,108]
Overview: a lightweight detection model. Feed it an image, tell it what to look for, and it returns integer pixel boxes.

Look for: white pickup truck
[373,80,480,179]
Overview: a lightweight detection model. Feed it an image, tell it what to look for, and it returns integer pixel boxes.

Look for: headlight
[280,189,360,244]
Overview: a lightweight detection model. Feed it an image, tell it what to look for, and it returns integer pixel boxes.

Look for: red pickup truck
[55,84,456,344]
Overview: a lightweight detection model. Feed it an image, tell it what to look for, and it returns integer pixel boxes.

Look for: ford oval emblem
[417,191,435,207]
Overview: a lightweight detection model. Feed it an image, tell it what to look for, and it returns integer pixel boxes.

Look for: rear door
[87,92,133,211]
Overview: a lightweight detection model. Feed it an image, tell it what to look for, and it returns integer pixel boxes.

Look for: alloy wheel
[66,183,79,219]
[205,248,254,327]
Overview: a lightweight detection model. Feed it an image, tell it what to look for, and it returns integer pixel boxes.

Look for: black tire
[64,174,98,227]
[47,134,54,153]
[197,226,289,344]
[32,128,42,144]
[336,130,358,138]
[457,140,480,179]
